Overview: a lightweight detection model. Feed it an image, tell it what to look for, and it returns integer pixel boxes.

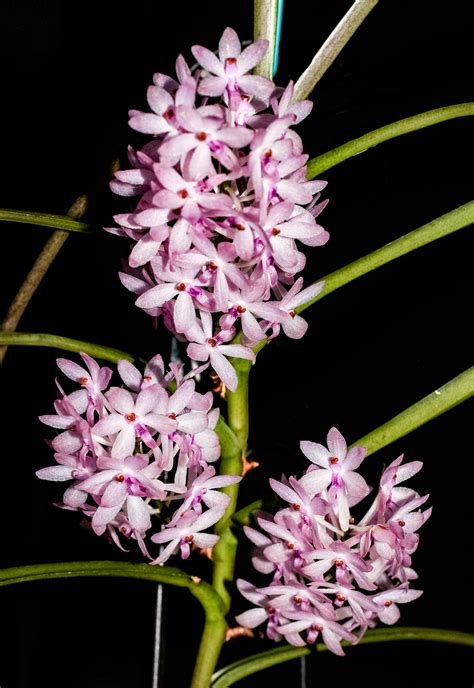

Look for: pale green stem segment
[307,103,474,178]
[0,331,137,363]
[0,195,89,365]
[253,0,279,79]
[0,208,94,233]
[211,627,474,687]
[292,0,378,103]
[191,359,252,688]
[233,365,473,526]
[298,201,474,314]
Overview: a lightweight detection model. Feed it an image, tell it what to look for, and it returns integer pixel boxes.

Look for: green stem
[191,359,252,688]
[253,0,279,80]
[292,0,378,102]
[211,627,474,687]
[354,367,474,454]
[213,359,251,609]
[0,208,94,233]
[233,365,473,525]
[0,331,138,363]
[297,201,474,314]
[307,103,474,178]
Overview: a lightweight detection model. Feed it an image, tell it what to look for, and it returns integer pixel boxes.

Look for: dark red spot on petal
[126,413,137,422]
[334,559,344,568]
[208,261,218,271]
[168,412,177,420]
[176,282,186,291]
[384,600,393,607]
[79,377,89,386]
[330,457,339,465]
[196,131,207,141]
[398,520,406,527]
[207,338,217,348]
[336,593,346,602]
[237,305,246,314]
[178,189,189,199]
[184,534,194,543]
[292,503,301,511]
[271,227,280,236]
[115,474,125,482]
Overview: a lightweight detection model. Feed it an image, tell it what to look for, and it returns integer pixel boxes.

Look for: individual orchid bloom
[257,515,315,571]
[128,76,196,136]
[302,540,376,591]
[186,311,255,392]
[135,263,207,334]
[235,579,287,642]
[247,115,295,202]
[268,277,325,340]
[117,354,167,393]
[56,353,113,424]
[36,446,96,484]
[371,586,423,625]
[93,386,176,458]
[269,476,336,548]
[220,280,285,345]
[314,581,380,629]
[150,507,224,564]
[159,105,254,177]
[175,234,248,312]
[151,165,232,220]
[277,607,356,655]
[299,428,370,531]
[78,453,169,535]
[359,454,424,526]
[191,27,274,103]
[167,465,240,526]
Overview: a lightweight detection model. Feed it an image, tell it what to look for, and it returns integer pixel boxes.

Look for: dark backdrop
[0,1,472,686]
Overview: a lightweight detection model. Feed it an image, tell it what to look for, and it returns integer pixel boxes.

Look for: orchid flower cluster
[107,27,328,392]
[36,352,241,563]
[236,428,431,655]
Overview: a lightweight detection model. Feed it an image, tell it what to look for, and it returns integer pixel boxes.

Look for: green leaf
[0,332,138,363]
[292,0,378,102]
[297,201,474,314]
[353,367,474,454]
[0,559,225,617]
[307,103,474,178]
[0,209,94,234]
[233,365,473,525]
[211,627,474,686]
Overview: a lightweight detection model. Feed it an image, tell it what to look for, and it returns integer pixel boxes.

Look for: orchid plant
[0,1,473,686]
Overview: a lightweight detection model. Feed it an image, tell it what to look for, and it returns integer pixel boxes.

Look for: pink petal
[111,425,136,459]
[218,27,241,61]
[237,74,274,101]
[191,45,225,76]
[327,427,347,458]
[209,351,237,392]
[237,40,269,74]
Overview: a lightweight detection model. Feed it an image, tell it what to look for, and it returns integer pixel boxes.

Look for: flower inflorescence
[107,27,328,391]
[37,352,240,563]
[236,428,431,654]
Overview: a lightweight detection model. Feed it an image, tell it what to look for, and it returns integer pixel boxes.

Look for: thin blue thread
[272,0,285,77]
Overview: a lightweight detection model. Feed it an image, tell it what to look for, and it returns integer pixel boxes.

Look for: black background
[0,1,473,686]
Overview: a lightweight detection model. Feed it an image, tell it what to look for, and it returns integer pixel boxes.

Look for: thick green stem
[253,0,278,79]
[213,359,251,609]
[307,103,474,178]
[0,331,138,363]
[292,0,378,102]
[297,201,474,314]
[211,627,474,687]
[191,359,252,688]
